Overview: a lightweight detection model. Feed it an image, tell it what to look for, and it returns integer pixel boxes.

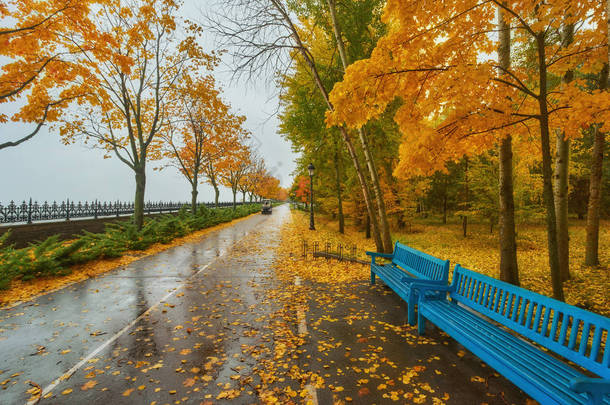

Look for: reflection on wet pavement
[0,206,290,404]
[1,204,529,404]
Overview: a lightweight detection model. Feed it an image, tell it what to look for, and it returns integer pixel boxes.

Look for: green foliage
[0,231,12,249]
[0,204,261,290]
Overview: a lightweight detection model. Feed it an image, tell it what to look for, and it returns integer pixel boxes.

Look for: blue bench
[415,264,610,405]
[367,241,450,325]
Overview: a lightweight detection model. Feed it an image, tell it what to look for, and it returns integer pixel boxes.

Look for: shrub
[0,204,262,290]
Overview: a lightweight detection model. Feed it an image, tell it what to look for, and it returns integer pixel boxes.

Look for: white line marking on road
[294,276,318,405]
[305,384,319,405]
[27,228,255,405]
[294,277,307,335]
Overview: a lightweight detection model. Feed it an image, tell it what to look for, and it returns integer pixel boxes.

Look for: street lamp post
[308,163,315,230]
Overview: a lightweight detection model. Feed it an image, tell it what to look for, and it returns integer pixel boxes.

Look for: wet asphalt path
[0,206,289,404]
[298,279,529,404]
[0,204,531,404]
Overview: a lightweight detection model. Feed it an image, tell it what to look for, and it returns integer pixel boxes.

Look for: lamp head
[308,162,315,177]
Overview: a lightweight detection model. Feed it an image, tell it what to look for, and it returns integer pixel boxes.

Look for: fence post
[66,199,70,221]
[116,200,120,218]
[27,198,33,224]
[94,200,98,219]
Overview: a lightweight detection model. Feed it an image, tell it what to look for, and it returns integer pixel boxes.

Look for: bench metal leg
[418,312,426,335]
[408,296,416,326]
[371,271,376,285]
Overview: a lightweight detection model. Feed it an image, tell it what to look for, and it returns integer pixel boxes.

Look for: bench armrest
[410,283,453,302]
[570,377,610,404]
[366,251,393,264]
[401,276,444,285]
[366,251,393,257]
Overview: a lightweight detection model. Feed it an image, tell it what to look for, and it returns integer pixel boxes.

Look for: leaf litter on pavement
[21,208,527,404]
[0,213,259,308]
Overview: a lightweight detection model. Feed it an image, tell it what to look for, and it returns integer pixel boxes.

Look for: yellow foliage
[326,0,607,179]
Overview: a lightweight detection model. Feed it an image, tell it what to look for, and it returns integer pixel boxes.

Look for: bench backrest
[450,265,610,378]
[392,241,449,283]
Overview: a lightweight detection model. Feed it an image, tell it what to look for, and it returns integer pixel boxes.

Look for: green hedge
[0,204,261,290]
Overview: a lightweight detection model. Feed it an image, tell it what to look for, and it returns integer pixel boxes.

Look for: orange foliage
[327,0,608,179]
[277,188,288,201]
[220,141,252,200]
[0,0,102,148]
[258,175,281,200]
[294,175,310,203]
[58,0,215,165]
[156,73,247,194]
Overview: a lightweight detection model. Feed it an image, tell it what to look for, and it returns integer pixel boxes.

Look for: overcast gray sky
[0,0,296,204]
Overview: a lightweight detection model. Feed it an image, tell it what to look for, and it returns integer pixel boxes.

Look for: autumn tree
[156,73,246,214]
[277,187,288,201]
[327,0,607,299]
[220,142,251,209]
[238,151,263,203]
[0,0,99,150]
[208,0,391,252]
[321,0,392,247]
[60,0,213,229]
[199,116,246,207]
[496,4,519,285]
[277,53,350,233]
[584,2,609,266]
[293,175,310,205]
[258,174,281,200]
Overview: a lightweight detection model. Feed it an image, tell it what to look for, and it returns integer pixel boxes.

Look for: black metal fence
[0,199,256,225]
[300,239,368,265]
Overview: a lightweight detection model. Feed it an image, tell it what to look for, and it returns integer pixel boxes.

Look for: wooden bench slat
[451,267,610,377]
[579,322,591,355]
[368,241,449,325]
[424,301,584,381]
[591,328,603,361]
[602,329,610,367]
[416,265,610,404]
[421,301,592,404]
[525,299,534,324]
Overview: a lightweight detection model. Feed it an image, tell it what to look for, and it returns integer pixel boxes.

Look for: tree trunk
[536,32,564,301]
[366,214,371,239]
[242,190,246,203]
[359,127,393,252]
[554,134,570,280]
[191,184,198,215]
[327,0,392,252]
[442,185,448,225]
[584,6,608,266]
[232,189,237,210]
[214,185,220,208]
[462,158,469,238]
[497,6,520,286]
[585,62,608,266]
[499,136,520,285]
[276,2,384,252]
[338,127,383,251]
[462,216,468,238]
[333,137,345,234]
[134,165,146,230]
[554,22,574,281]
